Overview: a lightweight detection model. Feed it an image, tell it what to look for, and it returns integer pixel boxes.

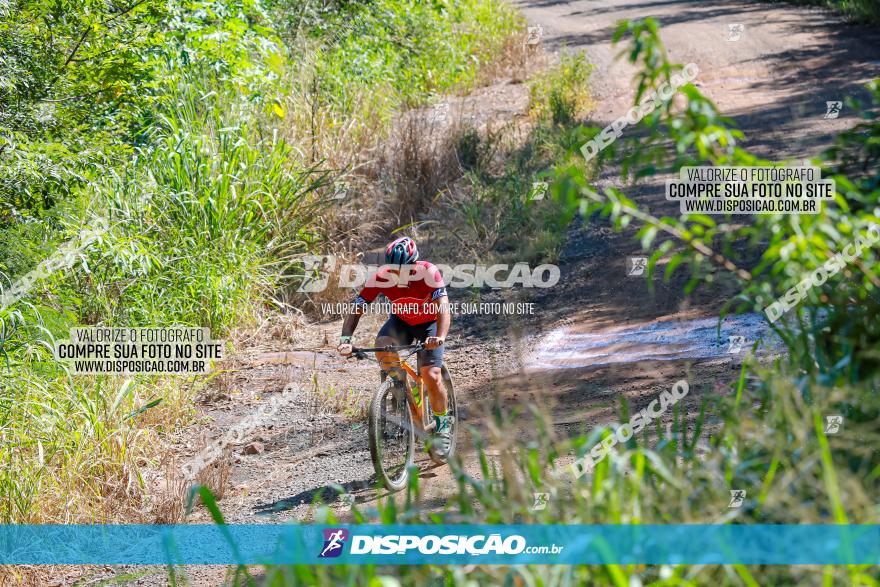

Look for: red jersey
[355,261,447,325]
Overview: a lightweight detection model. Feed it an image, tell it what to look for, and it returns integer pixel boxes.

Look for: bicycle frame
[352,343,435,434]
[397,360,435,433]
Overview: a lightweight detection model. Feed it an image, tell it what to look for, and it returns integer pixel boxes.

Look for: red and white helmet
[385,236,419,265]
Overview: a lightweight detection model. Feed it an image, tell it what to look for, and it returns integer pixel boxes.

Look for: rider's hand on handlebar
[424,336,445,350]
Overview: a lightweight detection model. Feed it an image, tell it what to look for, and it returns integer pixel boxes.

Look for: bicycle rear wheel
[368,377,414,491]
[426,366,457,464]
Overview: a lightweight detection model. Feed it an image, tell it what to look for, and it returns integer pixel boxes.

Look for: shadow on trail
[253,479,375,515]
[253,460,448,515]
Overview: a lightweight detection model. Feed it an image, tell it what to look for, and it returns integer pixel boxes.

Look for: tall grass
[193,363,879,585]
[0,58,326,523]
[276,0,524,170]
[529,52,595,125]
[0,0,530,530]
[83,72,330,330]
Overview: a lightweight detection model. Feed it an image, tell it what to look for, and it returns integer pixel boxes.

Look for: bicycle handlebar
[351,342,425,354]
[347,340,456,360]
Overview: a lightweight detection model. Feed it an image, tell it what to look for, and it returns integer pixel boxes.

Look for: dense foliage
[0,0,521,524]
[554,17,880,381]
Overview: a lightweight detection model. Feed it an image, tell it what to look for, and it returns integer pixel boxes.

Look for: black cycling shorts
[377,314,444,369]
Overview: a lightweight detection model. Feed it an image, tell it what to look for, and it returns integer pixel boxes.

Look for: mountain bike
[350,342,458,491]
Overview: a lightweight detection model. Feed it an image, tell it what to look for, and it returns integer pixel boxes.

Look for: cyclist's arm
[340,305,366,340]
[434,294,450,340]
[341,290,377,342]
[338,304,367,356]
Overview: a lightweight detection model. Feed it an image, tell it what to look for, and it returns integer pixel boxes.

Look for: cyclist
[337,237,452,457]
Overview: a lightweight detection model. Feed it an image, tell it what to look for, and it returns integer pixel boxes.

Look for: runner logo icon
[319,528,349,558]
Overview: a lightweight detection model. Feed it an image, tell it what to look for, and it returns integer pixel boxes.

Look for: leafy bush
[0,0,287,226]
[0,0,166,222]
[0,0,527,527]
[529,52,594,125]
[0,0,301,523]
[554,18,880,381]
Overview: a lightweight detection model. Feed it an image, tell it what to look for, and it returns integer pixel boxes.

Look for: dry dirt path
[518,0,880,158]
[101,1,880,584]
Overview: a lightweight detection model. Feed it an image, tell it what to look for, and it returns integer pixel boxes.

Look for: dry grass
[375,113,464,228]
[283,68,396,172]
[476,27,543,85]
[314,382,370,420]
[278,28,550,262]
[149,445,232,524]
[195,448,232,502]
[332,34,550,259]
[0,567,50,587]
[150,456,189,524]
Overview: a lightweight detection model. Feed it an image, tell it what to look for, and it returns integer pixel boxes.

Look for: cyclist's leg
[376,315,412,382]
[415,321,447,414]
[419,365,447,413]
[415,322,450,455]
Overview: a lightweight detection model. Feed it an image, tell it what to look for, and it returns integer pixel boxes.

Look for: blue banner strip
[0,525,877,565]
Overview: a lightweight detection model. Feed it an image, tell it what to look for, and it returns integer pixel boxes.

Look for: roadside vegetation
[210,17,878,587]
[0,0,522,527]
[419,52,593,266]
[2,1,878,585]
[777,0,880,25]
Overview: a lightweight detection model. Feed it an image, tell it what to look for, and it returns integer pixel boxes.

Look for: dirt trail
[501,0,880,468]
[201,0,880,528]
[108,2,880,584]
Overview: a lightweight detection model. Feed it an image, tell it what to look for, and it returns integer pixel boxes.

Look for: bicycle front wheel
[368,377,414,491]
